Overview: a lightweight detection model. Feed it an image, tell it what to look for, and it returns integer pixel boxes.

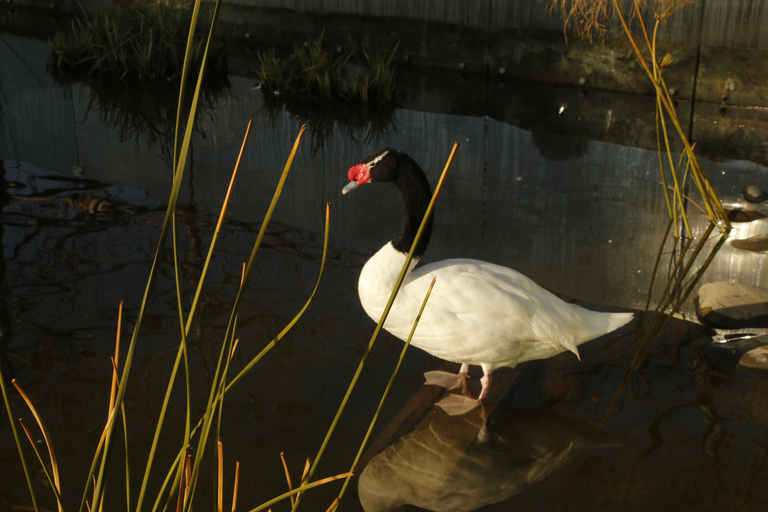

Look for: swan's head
[342,148,399,194]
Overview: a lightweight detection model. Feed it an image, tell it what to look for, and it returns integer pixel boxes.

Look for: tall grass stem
[291,143,459,512]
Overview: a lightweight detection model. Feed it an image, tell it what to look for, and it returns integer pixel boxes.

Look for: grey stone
[743,184,768,204]
[697,281,768,328]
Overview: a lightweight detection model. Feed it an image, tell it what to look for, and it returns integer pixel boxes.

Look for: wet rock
[743,184,768,203]
[740,345,768,370]
[708,333,768,367]
[730,234,768,252]
[697,281,768,328]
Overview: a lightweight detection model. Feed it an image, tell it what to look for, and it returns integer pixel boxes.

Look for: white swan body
[359,243,632,375]
[344,148,633,412]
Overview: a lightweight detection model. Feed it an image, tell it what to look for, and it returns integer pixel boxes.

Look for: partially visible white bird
[343,148,633,414]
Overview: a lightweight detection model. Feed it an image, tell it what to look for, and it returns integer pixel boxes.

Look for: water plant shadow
[261,94,398,156]
[51,70,230,164]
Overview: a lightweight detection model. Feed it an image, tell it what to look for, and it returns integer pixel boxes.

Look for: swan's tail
[605,311,634,333]
[577,310,634,345]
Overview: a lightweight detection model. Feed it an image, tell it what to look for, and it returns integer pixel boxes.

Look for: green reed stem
[182,125,306,512]
[0,373,40,512]
[334,277,437,506]
[291,142,459,512]
[17,419,63,511]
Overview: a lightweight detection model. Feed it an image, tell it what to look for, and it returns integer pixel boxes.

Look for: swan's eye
[365,150,389,169]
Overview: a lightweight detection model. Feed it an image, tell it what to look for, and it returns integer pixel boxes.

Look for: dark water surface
[2,31,768,511]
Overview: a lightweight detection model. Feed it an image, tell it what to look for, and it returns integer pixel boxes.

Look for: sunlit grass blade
[109,301,123,414]
[231,461,240,512]
[223,164,327,395]
[0,363,39,511]
[88,0,227,507]
[298,458,310,500]
[280,452,295,507]
[608,0,730,236]
[173,0,204,170]
[218,439,224,512]
[292,143,459,512]
[153,200,329,512]
[183,126,307,511]
[335,277,437,507]
[18,418,63,511]
[244,473,355,512]
[106,301,133,512]
[136,118,253,512]
[325,498,340,512]
[601,221,726,428]
[12,380,62,511]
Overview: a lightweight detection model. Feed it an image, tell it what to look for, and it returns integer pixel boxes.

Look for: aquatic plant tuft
[49,0,227,82]
[256,33,400,104]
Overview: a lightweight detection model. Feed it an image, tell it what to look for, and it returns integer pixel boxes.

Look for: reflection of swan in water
[358,405,621,512]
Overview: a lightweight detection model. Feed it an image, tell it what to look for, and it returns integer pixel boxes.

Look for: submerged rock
[743,184,768,204]
[697,281,768,328]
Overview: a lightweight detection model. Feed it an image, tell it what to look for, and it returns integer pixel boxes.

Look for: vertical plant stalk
[224,200,330,393]
[182,126,307,512]
[217,439,224,512]
[17,418,64,509]
[150,200,329,512]
[86,0,227,509]
[335,277,437,506]
[231,461,240,512]
[611,0,730,237]
[173,0,203,171]
[601,222,726,427]
[291,142,459,512]
[137,118,255,512]
[0,366,39,511]
[243,473,354,512]
[281,452,296,507]
[12,380,62,511]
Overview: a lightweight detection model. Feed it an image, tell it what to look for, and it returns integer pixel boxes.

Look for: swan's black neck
[388,155,433,258]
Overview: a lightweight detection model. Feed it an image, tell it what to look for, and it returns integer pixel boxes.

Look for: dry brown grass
[547,0,692,41]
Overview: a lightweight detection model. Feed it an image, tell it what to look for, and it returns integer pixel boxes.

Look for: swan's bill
[342,181,361,194]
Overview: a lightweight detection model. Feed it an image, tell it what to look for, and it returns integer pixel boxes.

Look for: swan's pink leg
[477,373,492,401]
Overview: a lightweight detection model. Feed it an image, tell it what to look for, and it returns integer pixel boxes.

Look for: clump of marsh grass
[256,34,400,103]
[50,0,227,82]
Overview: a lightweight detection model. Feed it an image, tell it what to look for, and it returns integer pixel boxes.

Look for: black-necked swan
[342,148,633,414]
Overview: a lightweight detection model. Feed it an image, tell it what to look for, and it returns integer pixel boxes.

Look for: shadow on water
[3,30,768,512]
[358,405,622,512]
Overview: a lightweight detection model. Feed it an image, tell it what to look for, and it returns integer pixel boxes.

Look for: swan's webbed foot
[423,370,466,391]
[429,369,493,417]
[424,363,470,391]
